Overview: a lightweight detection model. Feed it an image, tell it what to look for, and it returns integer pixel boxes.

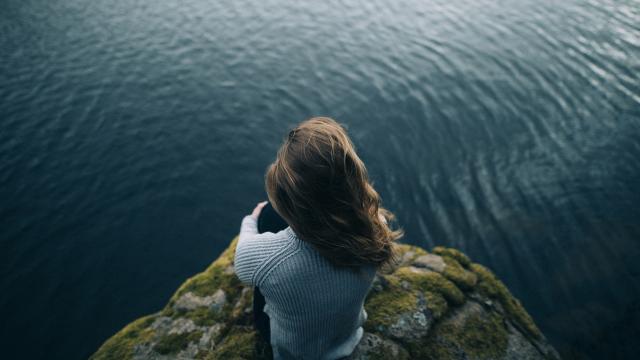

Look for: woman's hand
[250,201,269,220]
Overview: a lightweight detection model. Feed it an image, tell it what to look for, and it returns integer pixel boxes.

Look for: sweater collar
[285,227,298,243]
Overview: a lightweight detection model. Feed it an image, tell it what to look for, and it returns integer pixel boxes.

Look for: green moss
[93,236,551,360]
[207,327,262,359]
[180,307,224,326]
[420,311,508,360]
[395,243,415,255]
[456,312,508,358]
[170,267,221,298]
[195,350,210,359]
[424,291,448,320]
[159,238,243,328]
[90,315,156,360]
[161,306,175,318]
[154,330,203,355]
[441,256,478,290]
[414,247,429,256]
[364,275,419,329]
[168,237,242,307]
[230,288,253,320]
[215,236,239,268]
[405,245,429,258]
[433,247,471,267]
[160,302,227,328]
[394,267,465,306]
[470,263,542,340]
[91,238,243,359]
[364,266,467,332]
[395,244,429,261]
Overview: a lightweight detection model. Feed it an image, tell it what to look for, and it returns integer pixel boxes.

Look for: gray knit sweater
[234,215,377,360]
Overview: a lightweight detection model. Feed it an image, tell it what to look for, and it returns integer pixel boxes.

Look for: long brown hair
[265,117,403,268]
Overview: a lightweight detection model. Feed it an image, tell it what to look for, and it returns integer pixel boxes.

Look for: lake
[1,0,639,358]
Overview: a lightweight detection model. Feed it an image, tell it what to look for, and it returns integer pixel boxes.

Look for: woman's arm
[238,201,267,241]
[239,215,258,239]
[234,202,268,285]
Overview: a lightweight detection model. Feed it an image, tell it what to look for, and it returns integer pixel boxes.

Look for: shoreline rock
[91,237,559,359]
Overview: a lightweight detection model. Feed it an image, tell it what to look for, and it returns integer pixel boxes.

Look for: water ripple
[2,0,640,359]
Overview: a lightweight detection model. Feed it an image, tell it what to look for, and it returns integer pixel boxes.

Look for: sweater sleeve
[240,214,258,238]
[234,215,261,285]
[235,215,296,286]
[235,214,293,285]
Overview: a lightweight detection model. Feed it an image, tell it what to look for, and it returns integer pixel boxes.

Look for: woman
[234,117,403,359]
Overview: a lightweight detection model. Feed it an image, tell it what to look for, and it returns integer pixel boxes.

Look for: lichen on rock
[91,237,559,360]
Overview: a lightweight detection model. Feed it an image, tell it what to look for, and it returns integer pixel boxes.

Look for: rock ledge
[91,237,559,360]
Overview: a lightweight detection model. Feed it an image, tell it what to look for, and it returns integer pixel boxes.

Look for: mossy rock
[91,237,559,360]
[469,263,542,340]
[154,330,204,355]
[90,315,156,360]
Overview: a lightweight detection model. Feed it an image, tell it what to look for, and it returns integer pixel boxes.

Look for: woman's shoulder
[234,227,302,285]
[267,232,378,279]
[237,227,298,256]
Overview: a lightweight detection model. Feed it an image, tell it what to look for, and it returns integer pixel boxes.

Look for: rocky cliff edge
[91,237,559,360]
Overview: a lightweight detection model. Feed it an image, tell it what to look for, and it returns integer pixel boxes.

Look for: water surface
[1,0,639,358]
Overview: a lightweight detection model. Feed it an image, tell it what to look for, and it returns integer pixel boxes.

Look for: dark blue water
[1,0,639,358]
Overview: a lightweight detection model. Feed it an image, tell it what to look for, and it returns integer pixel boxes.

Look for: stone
[168,318,198,335]
[347,332,409,360]
[173,289,227,312]
[413,253,447,272]
[91,236,559,360]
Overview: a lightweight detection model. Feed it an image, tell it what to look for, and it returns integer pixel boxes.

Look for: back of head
[265,117,403,268]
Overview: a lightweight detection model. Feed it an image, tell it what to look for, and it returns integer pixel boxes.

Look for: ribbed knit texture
[235,215,377,360]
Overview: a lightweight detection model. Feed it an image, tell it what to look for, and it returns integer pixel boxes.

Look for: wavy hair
[265,117,403,268]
